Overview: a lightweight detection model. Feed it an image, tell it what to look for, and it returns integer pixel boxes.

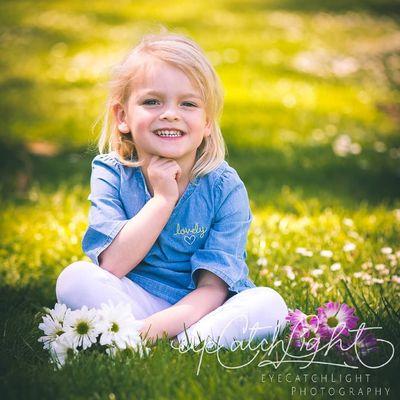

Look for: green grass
[0,0,399,399]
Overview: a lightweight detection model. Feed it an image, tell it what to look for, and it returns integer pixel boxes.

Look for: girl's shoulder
[205,160,246,193]
[91,151,124,171]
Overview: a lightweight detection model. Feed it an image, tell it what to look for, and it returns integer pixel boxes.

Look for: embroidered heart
[184,235,196,245]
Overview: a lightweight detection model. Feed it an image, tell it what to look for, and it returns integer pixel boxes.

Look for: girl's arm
[99,194,175,278]
[138,270,228,343]
[99,156,181,278]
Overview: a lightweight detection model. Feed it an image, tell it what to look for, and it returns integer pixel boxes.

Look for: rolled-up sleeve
[188,169,253,293]
[82,154,129,265]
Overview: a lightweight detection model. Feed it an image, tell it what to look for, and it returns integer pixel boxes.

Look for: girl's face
[115,59,211,166]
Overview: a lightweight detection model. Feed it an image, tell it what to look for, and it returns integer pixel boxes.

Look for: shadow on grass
[1,136,399,210]
[227,0,400,17]
[226,144,400,210]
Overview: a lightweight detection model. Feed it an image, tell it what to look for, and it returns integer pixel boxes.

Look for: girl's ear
[113,102,130,133]
[204,118,212,137]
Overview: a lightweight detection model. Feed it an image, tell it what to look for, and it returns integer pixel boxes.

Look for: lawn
[0,1,399,399]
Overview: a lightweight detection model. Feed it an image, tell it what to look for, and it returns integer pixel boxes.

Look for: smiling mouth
[153,129,186,138]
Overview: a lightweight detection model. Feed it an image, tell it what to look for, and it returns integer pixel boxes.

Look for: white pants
[56,261,288,349]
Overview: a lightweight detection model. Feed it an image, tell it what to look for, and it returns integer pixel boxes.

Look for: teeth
[155,130,183,137]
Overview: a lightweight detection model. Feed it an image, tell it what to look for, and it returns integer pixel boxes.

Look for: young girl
[56,31,288,349]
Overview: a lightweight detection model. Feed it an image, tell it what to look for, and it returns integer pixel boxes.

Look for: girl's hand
[147,155,181,203]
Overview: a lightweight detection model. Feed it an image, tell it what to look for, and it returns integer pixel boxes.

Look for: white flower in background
[256,257,268,267]
[343,218,354,227]
[274,280,282,287]
[330,262,341,271]
[391,275,400,284]
[283,265,296,280]
[350,143,362,155]
[332,134,362,157]
[331,57,359,77]
[62,306,101,350]
[296,247,313,257]
[361,261,372,270]
[343,242,356,252]
[332,134,351,157]
[320,250,333,258]
[97,301,143,349]
[373,141,387,153]
[310,282,323,296]
[381,247,393,255]
[311,269,323,277]
[375,264,386,271]
[38,303,70,350]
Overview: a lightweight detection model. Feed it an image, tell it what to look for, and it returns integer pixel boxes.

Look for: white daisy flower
[343,218,354,227]
[105,330,150,359]
[311,268,323,277]
[381,247,393,255]
[320,250,333,258]
[38,304,71,350]
[391,275,400,284]
[343,242,356,252]
[330,262,341,271]
[44,303,69,324]
[49,334,77,369]
[124,333,151,357]
[256,257,268,267]
[283,265,295,280]
[62,306,101,350]
[295,247,306,254]
[296,247,313,257]
[97,301,143,349]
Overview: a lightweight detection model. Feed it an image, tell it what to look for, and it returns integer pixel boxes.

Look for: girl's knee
[56,261,99,304]
[247,286,288,328]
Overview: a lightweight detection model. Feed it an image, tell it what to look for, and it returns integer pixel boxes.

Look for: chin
[156,152,182,160]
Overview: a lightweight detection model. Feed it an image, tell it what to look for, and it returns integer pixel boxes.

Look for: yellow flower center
[76,321,89,335]
[327,316,338,327]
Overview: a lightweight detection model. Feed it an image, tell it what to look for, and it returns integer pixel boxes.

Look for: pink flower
[354,328,378,358]
[286,309,321,348]
[317,302,358,338]
[339,326,378,362]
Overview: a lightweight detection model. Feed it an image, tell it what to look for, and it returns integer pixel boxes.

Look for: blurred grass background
[0,0,399,399]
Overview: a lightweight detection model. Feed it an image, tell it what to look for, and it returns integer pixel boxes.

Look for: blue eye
[143,99,159,105]
[183,102,197,107]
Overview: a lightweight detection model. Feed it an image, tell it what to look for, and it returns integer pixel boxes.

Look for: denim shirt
[82,151,256,304]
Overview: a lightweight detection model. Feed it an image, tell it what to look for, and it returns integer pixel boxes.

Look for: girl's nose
[159,106,180,121]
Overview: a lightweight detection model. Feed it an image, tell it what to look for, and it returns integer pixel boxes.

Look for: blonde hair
[98,30,226,180]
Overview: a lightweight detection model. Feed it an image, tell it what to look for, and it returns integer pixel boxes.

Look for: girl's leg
[56,261,172,320]
[175,286,288,348]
